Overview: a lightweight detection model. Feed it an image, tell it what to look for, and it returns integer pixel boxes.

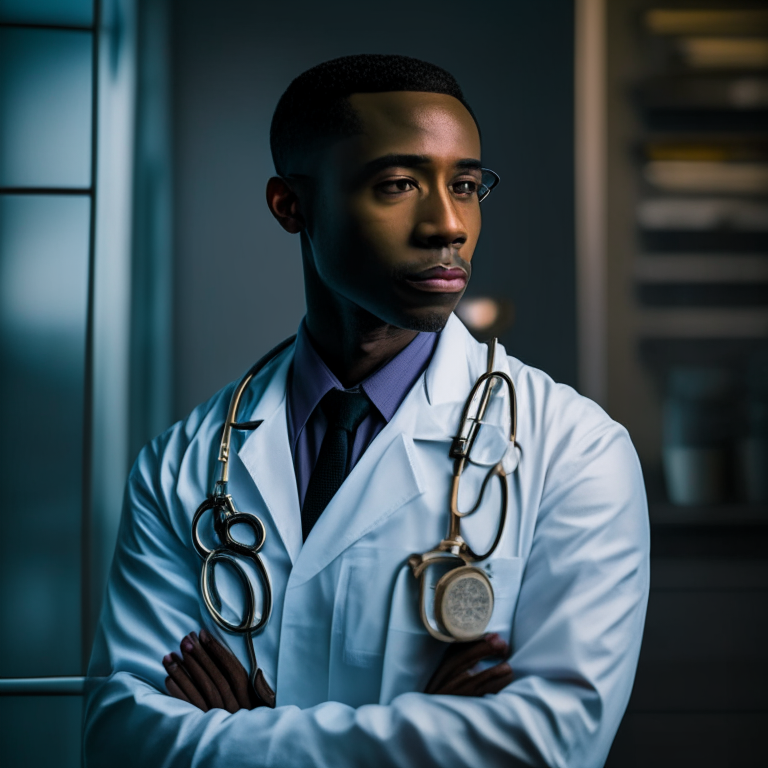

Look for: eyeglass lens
[478,169,500,202]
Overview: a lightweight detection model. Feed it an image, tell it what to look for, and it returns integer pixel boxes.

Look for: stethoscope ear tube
[216,335,297,489]
[192,494,273,633]
[454,461,508,563]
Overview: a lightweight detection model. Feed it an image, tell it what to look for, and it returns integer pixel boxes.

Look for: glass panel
[0,194,89,676]
[0,696,82,768]
[0,0,92,26]
[0,28,92,188]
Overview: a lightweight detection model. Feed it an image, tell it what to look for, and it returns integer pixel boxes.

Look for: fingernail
[181,638,194,653]
[162,654,173,665]
[190,631,199,643]
[199,629,209,643]
[488,634,505,650]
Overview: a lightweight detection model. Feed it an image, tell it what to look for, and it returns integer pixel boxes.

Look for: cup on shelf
[662,367,735,506]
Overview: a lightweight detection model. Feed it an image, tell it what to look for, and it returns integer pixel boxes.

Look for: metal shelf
[0,676,85,696]
[636,307,768,338]
[650,502,768,527]
[635,255,768,283]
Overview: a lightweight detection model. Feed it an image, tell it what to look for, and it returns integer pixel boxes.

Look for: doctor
[84,54,650,767]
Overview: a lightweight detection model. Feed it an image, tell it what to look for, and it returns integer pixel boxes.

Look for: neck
[303,278,417,390]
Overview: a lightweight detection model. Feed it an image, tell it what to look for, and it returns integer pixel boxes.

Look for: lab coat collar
[414,313,512,442]
[424,312,496,407]
[233,315,512,580]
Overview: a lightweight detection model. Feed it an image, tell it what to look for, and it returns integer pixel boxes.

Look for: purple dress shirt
[286,321,438,509]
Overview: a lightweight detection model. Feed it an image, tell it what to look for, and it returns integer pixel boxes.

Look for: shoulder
[502,357,648,570]
[504,354,643,499]
[507,355,628,451]
[127,383,236,525]
[130,337,296,502]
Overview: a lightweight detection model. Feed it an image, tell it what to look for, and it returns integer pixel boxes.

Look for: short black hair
[270,54,478,176]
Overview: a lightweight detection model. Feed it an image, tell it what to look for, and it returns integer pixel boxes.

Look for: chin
[397,309,452,333]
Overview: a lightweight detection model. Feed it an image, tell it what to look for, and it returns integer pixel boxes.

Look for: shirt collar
[287,319,437,446]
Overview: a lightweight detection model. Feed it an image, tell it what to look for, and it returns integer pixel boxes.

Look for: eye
[452,179,480,197]
[376,178,419,195]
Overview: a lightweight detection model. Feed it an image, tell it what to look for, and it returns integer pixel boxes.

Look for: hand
[162,628,276,713]
[425,632,513,696]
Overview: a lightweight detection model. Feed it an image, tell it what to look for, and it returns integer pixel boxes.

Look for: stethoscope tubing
[191,335,297,691]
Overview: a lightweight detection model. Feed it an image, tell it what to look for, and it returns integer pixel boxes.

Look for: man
[84,55,649,767]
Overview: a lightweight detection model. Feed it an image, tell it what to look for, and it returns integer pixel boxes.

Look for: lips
[404,266,468,294]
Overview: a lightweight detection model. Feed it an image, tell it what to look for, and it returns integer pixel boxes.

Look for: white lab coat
[84,314,649,768]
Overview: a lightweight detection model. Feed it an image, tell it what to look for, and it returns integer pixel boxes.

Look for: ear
[266,176,304,234]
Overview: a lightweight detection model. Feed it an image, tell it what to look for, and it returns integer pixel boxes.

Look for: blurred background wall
[0,0,766,766]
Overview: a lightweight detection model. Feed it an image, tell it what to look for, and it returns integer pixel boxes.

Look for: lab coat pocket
[379,555,525,704]
[482,556,525,639]
[328,549,390,706]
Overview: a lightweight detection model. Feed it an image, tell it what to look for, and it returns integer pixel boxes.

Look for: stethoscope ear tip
[502,443,522,474]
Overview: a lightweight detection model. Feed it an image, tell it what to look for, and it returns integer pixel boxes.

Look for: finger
[178,640,225,711]
[168,652,216,710]
[200,628,258,709]
[471,665,514,696]
[443,662,514,697]
[440,633,508,677]
[439,630,506,659]
[162,653,209,711]
[426,634,509,694]
[182,633,239,713]
[425,639,484,694]
[165,676,191,704]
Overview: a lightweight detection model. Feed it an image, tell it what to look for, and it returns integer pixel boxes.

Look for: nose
[412,186,468,249]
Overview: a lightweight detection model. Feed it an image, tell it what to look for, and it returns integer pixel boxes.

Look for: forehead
[342,91,481,164]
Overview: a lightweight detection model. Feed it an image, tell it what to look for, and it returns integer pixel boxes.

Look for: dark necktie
[301,389,372,540]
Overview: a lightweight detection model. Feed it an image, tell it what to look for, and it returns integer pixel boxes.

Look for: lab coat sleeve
[85,400,649,768]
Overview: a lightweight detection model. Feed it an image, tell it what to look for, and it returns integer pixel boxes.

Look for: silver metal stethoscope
[191,335,520,694]
[191,335,295,697]
[409,337,520,643]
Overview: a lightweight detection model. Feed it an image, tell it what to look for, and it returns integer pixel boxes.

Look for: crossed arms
[162,628,515,713]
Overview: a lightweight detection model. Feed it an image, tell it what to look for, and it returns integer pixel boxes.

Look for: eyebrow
[360,154,483,177]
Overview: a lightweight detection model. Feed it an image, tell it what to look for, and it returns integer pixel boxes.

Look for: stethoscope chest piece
[434,565,494,642]
[409,551,495,643]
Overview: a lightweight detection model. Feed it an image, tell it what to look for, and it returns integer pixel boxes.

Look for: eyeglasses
[477,168,500,203]
[283,167,501,203]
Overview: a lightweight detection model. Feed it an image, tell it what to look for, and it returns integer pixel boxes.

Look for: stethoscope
[191,334,520,696]
[408,337,520,643]
[191,335,295,697]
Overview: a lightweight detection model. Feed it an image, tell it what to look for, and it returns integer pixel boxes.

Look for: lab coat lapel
[234,345,304,565]
[288,315,487,585]
[288,429,425,586]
